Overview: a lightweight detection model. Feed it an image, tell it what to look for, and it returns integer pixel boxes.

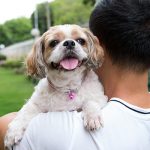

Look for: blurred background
[0,0,149,116]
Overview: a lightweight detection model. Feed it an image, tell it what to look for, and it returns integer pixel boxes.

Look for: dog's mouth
[60,57,80,70]
[51,56,87,71]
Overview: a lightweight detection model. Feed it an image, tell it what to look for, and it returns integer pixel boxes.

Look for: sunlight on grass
[0,68,34,116]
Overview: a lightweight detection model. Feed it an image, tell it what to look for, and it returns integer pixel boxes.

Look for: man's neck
[97,58,150,108]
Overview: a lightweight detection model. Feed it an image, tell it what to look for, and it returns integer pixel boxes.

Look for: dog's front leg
[82,101,104,131]
[4,101,41,149]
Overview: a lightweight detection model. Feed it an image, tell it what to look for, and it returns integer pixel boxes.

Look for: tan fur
[26,44,37,76]
[83,28,104,68]
[26,37,45,78]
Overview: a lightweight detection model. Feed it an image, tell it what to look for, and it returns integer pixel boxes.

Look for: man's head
[89,0,150,73]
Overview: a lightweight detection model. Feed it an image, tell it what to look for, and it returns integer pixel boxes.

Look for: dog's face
[27,24,104,77]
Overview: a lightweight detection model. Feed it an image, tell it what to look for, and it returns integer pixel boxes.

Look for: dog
[4,24,107,149]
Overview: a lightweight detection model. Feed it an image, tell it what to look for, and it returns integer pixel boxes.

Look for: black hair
[89,0,150,72]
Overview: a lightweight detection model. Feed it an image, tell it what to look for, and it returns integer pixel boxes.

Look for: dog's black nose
[63,40,75,49]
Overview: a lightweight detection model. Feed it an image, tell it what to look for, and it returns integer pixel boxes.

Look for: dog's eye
[49,40,59,48]
[76,38,85,45]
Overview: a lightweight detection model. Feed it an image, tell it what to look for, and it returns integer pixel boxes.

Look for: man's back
[14,98,150,150]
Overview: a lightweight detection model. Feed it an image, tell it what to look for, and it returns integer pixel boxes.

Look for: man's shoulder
[29,102,121,135]
[31,102,121,125]
[31,111,79,129]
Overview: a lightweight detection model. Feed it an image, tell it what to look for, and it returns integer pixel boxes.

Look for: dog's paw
[83,113,103,131]
[4,121,25,149]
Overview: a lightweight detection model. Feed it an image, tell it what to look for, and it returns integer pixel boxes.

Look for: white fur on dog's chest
[31,70,106,112]
[47,92,83,111]
[31,78,84,111]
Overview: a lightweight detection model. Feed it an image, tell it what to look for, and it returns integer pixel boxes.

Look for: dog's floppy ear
[26,37,46,78]
[83,28,104,68]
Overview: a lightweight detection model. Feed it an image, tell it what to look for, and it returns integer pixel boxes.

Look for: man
[0,0,150,149]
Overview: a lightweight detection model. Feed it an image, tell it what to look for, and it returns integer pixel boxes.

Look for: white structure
[0,39,34,60]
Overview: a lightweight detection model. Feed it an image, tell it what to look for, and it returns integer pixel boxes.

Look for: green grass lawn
[0,68,34,116]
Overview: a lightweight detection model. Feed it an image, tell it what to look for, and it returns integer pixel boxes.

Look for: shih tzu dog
[5,24,107,149]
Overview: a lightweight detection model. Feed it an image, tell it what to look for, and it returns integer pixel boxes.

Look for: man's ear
[26,37,46,78]
[83,28,104,68]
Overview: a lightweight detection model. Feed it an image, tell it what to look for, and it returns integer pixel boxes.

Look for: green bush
[1,60,23,68]
[27,76,39,85]
[14,66,26,75]
[0,54,7,61]
[1,59,39,85]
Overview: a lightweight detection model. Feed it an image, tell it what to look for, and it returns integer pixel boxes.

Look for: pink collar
[66,89,77,101]
[47,78,77,101]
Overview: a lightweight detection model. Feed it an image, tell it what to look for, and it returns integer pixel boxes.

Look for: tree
[83,0,95,6]
[5,18,32,44]
[0,25,12,46]
[31,0,93,34]
[0,17,32,46]
[51,0,92,25]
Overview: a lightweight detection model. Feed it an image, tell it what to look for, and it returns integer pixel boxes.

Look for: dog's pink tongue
[60,58,79,70]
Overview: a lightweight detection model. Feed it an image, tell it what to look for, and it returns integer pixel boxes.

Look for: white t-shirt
[13,98,150,150]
